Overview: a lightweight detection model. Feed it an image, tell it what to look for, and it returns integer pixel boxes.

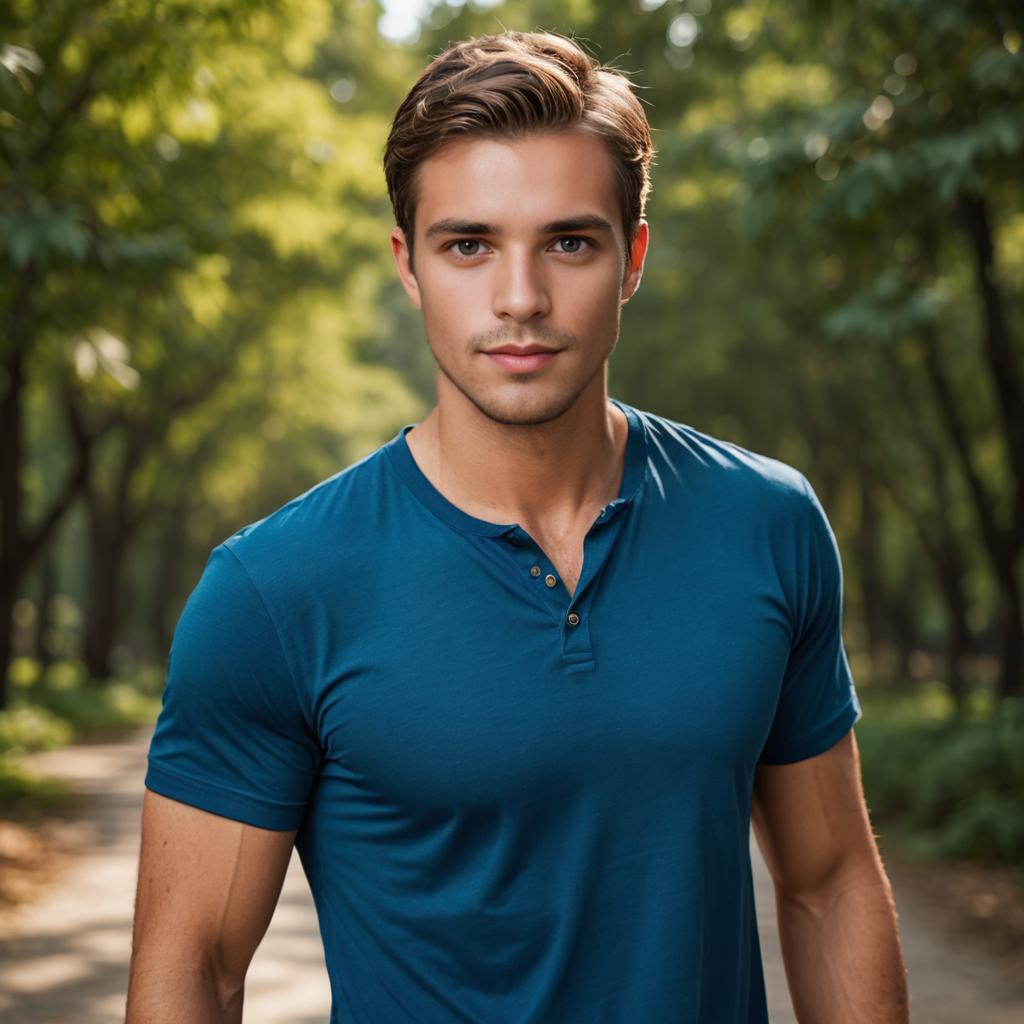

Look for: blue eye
[553,237,591,254]
[445,239,487,258]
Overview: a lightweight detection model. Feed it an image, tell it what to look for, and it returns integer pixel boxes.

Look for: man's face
[390,129,649,427]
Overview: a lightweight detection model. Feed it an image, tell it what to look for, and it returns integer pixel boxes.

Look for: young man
[127,31,910,1024]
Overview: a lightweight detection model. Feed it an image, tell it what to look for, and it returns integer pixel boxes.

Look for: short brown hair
[383,31,655,266]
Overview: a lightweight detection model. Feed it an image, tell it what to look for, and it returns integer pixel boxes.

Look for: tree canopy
[2,0,1021,706]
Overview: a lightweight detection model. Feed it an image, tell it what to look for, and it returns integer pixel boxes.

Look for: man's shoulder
[217,436,397,589]
[633,404,811,507]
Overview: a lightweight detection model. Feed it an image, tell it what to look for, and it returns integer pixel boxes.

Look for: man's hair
[383,31,655,267]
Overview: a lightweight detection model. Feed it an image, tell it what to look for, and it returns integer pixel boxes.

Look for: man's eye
[446,237,591,258]
[450,239,484,257]
[553,236,591,254]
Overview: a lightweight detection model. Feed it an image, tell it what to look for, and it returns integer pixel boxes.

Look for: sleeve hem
[144,758,306,831]
[757,698,863,766]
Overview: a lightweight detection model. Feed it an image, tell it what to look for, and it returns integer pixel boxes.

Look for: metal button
[530,565,541,577]
[544,574,557,588]
[567,612,580,626]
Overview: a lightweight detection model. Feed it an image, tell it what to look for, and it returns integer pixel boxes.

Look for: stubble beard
[427,321,618,428]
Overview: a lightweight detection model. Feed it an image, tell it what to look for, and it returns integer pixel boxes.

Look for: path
[1,727,1022,1022]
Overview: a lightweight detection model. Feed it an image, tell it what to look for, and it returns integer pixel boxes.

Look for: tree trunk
[853,479,888,673]
[35,545,59,669]
[0,281,30,711]
[152,499,191,657]
[885,581,921,685]
[954,193,1024,698]
[994,580,1024,700]
[956,191,1024,508]
[0,588,14,709]
[82,493,134,682]
[932,547,973,715]
[917,325,1023,699]
[0,334,99,704]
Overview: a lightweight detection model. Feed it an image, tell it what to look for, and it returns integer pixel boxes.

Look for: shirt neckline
[383,397,648,538]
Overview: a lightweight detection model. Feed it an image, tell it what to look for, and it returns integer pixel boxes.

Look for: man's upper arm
[758,472,862,767]
[751,728,882,895]
[144,543,321,830]
[129,789,297,997]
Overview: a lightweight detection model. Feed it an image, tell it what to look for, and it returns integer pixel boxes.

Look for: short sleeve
[144,543,322,829]
[758,474,863,765]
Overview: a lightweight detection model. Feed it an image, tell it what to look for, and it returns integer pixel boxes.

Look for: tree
[1,0,423,698]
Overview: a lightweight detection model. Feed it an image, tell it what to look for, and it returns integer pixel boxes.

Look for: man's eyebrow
[423,215,615,238]
[539,215,615,235]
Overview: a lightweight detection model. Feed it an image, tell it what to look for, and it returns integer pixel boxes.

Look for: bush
[0,705,73,755]
[0,753,69,810]
[0,663,162,813]
[27,680,161,736]
[7,655,43,690]
[4,659,163,737]
[858,696,1024,864]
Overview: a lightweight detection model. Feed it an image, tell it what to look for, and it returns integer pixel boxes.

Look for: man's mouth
[485,344,559,356]
[482,345,561,373]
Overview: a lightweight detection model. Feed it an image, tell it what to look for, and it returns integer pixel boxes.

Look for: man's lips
[482,344,562,373]
[484,344,560,355]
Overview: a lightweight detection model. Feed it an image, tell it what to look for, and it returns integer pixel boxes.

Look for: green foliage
[0,662,160,811]
[0,199,91,268]
[2,658,161,742]
[0,754,69,810]
[28,680,162,734]
[858,697,1024,863]
[7,655,43,689]
[2,0,424,700]
[42,659,88,691]
[2,0,1021,870]
[0,703,72,754]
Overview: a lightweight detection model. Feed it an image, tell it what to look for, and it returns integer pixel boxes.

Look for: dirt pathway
[1,728,1022,1022]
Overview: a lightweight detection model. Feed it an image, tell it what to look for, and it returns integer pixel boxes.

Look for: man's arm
[751,729,910,1024]
[125,788,297,1023]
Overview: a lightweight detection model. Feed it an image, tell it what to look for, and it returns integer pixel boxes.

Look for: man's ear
[620,220,649,305]
[390,226,422,309]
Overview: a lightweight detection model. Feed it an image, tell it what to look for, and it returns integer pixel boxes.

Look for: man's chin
[439,376,563,426]
[463,387,589,428]
[478,407,567,428]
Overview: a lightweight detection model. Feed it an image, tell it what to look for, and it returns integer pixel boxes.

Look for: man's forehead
[412,130,621,236]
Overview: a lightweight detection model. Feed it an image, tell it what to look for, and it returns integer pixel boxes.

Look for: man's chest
[302,539,794,813]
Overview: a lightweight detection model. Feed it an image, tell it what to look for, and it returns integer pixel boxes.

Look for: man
[127,30,910,1024]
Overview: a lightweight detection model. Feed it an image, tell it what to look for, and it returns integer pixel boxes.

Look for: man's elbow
[773,849,893,920]
[125,942,247,1022]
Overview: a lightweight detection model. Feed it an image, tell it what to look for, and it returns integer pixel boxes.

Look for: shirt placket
[500,497,633,674]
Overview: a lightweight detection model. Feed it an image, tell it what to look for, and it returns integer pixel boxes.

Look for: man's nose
[490,248,552,322]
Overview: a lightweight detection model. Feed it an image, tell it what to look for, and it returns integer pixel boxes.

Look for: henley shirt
[144,396,863,1023]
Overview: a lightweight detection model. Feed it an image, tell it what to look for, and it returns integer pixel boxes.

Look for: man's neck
[404,385,628,533]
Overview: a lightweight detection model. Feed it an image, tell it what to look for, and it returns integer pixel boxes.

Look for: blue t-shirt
[145,398,862,1024]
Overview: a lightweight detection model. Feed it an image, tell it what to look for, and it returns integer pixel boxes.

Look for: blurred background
[1,0,1022,1019]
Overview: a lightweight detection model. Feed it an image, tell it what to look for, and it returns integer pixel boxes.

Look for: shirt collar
[384,397,648,538]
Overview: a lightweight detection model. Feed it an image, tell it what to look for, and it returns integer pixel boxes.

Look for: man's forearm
[124,958,244,1024]
[774,863,910,1023]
